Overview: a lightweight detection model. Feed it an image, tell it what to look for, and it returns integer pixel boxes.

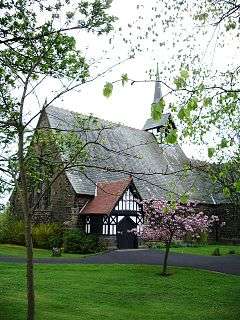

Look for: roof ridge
[46,105,151,135]
[97,176,132,186]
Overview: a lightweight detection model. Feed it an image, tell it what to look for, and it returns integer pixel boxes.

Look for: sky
[26,0,238,160]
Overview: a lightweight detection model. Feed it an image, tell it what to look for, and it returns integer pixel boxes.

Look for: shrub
[212,248,221,256]
[32,223,63,249]
[228,250,236,255]
[0,210,64,249]
[184,231,208,246]
[0,211,25,245]
[63,229,106,254]
[49,235,63,248]
[196,232,208,245]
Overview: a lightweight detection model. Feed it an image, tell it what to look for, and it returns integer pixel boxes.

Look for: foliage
[63,228,106,253]
[0,213,64,249]
[140,199,218,275]
[103,82,113,97]
[184,231,208,245]
[32,224,63,249]
[208,154,240,203]
[0,212,25,245]
[151,98,165,121]
[212,248,221,256]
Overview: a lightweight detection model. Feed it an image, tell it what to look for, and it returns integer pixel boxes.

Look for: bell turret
[143,63,176,143]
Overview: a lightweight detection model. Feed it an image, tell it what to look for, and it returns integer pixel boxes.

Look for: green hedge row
[0,212,106,253]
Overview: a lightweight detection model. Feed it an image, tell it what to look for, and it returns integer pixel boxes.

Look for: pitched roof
[44,105,226,204]
[81,177,132,215]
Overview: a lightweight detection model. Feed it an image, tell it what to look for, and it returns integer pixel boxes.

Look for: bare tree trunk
[18,130,35,320]
[161,242,171,276]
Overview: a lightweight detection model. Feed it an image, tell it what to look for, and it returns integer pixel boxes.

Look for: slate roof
[44,105,225,204]
[81,177,132,215]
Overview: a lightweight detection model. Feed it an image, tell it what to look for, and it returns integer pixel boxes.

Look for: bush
[228,250,236,255]
[0,211,25,245]
[32,223,63,249]
[196,232,208,245]
[0,210,63,249]
[63,229,106,254]
[184,231,208,246]
[212,248,221,256]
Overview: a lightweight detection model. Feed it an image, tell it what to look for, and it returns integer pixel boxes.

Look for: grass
[156,244,240,256]
[0,244,89,259]
[0,263,239,320]
[1,243,240,258]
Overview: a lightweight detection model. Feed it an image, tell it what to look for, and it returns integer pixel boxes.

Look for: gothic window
[85,216,91,234]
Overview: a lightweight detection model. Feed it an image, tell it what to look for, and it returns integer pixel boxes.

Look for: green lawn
[166,244,240,256]
[0,264,239,320]
[0,244,88,259]
[153,243,240,256]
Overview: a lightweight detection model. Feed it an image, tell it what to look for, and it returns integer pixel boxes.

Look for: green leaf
[121,73,128,86]
[178,108,186,120]
[234,181,240,192]
[166,129,178,144]
[151,98,165,121]
[203,97,212,107]
[174,68,189,89]
[210,175,218,183]
[208,147,215,158]
[223,186,231,197]
[180,194,189,204]
[187,97,198,111]
[180,68,189,80]
[103,82,113,98]
[220,138,228,148]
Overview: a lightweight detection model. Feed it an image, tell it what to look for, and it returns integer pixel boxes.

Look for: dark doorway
[117,216,138,249]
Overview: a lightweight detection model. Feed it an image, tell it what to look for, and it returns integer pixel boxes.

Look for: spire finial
[153,63,162,103]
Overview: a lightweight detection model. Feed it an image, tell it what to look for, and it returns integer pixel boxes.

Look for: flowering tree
[141,200,218,276]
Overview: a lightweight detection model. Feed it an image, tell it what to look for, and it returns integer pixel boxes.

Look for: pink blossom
[139,199,218,244]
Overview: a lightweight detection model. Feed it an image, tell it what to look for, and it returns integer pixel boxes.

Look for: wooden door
[117,216,138,249]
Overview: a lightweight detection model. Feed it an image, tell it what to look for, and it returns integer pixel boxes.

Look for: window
[103,216,109,235]
[102,215,117,235]
[85,216,91,234]
[115,187,141,212]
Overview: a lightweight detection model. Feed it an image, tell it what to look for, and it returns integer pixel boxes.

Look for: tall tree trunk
[162,242,171,276]
[18,130,35,320]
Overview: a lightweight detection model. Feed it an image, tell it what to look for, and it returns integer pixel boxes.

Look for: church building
[11,67,235,249]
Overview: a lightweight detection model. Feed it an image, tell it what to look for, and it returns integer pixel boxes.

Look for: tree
[105,0,240,199]
[140,199,218,275]
[0,1,118,319]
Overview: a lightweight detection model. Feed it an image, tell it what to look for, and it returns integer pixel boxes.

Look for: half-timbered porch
[81,177,144,249]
